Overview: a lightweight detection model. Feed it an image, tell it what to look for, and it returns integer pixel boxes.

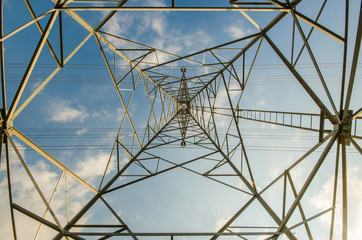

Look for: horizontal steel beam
[66,231,282,236]
[13,203,61,233]
[56,6,286,12]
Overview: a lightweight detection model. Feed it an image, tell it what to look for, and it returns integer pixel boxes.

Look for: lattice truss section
[0,0,361,239]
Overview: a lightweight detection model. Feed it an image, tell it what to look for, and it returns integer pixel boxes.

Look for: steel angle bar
[117,139,153,175]
[340,0,349,113]
[291,9,296,65]
[6,10,59,122]
[329,139,340,239]
[34,170,66,240]
[341,135,348,239]
[347,135,362,155]
[143,32,260,72]
[104,149,224,194]
[287,4,341,123]
[286,172,312,238]
[222,80,257,192]
[98,139,118,191]
[203,144,236,175]
[59,11,64,66]
[72,225,126,228]
[9,127,98,194]
[65,172,69,223]
[56,6,286,12]
[24,0,61,67]
[5,131,66,235]
[11,33,93,120]
[229,1,273,5]
[204,90,221,147]
[259,130,335,195]
[352,107,362,120]
[66,231,282,237]
[98,34,176,101]
[190,114,297,240]
[342,1,362,121]
[233,36,264,107]
[0,9,55,42]
[210,196,257,240]
[4,137,17,239]
[114,80,139,147]
[98,31,194,65]
[289,207,334,231]
[282,172,287,219]
[140,109,159,147]
[209,51,238,80]
[94,34,142,149]
[53,112,178,240]
[51,0,176,102]
[267,0,286,8]
[293,11,344,43]
[141,74,162,133]
[93,0,127,32]
[264,34,338,125]
[275,131,338,238]
[0,133,3,168]
[12,204,62,235]
[69,0,119,3]
[230,2,261,30]
[224,229,248,240]
[200,64,256,190]
[116,50,155,86]
[59,0,76,6]
[13,203,84,240]
[190,8,295,102]
[99,196,138,240]
[1,0,7,112]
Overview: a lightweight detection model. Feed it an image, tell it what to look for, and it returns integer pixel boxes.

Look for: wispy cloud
[76,151,115,181]
[0,162,61,239]
[225,23,254,39]
[226,25,246,39]
[214,215,230,231]
[0,141,65,238]
[100,0,212,64]
[310,166,362,239]
[76,128,88,135]
[0,141,102,239]
[47,97,89,123]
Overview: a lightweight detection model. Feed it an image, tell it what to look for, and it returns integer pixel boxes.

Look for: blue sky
[0,0,361,239]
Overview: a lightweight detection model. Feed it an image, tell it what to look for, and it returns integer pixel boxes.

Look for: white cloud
[310,166,362,239]
[76,151,116,181]
[100,0,212,65]
[151,16,166,35]
[76,128,88,135]
[0,141,65,239]
[47,97,89,123]
[0,140,107,239]
[214,215,230,231]
[226,25,246,39]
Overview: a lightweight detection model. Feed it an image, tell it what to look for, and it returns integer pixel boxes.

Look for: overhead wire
[5,61,360,152]
[11,126,360,153]
[4,62,361,85]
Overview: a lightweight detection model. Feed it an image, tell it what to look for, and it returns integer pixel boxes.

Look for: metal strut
[177,67,191,147]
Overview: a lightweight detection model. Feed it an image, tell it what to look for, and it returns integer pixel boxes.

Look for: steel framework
[0,0,361,239]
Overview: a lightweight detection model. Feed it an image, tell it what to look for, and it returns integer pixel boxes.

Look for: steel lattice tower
[0,0,361,239]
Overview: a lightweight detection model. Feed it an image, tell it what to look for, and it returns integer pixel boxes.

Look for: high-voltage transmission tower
[0,0,361,239]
